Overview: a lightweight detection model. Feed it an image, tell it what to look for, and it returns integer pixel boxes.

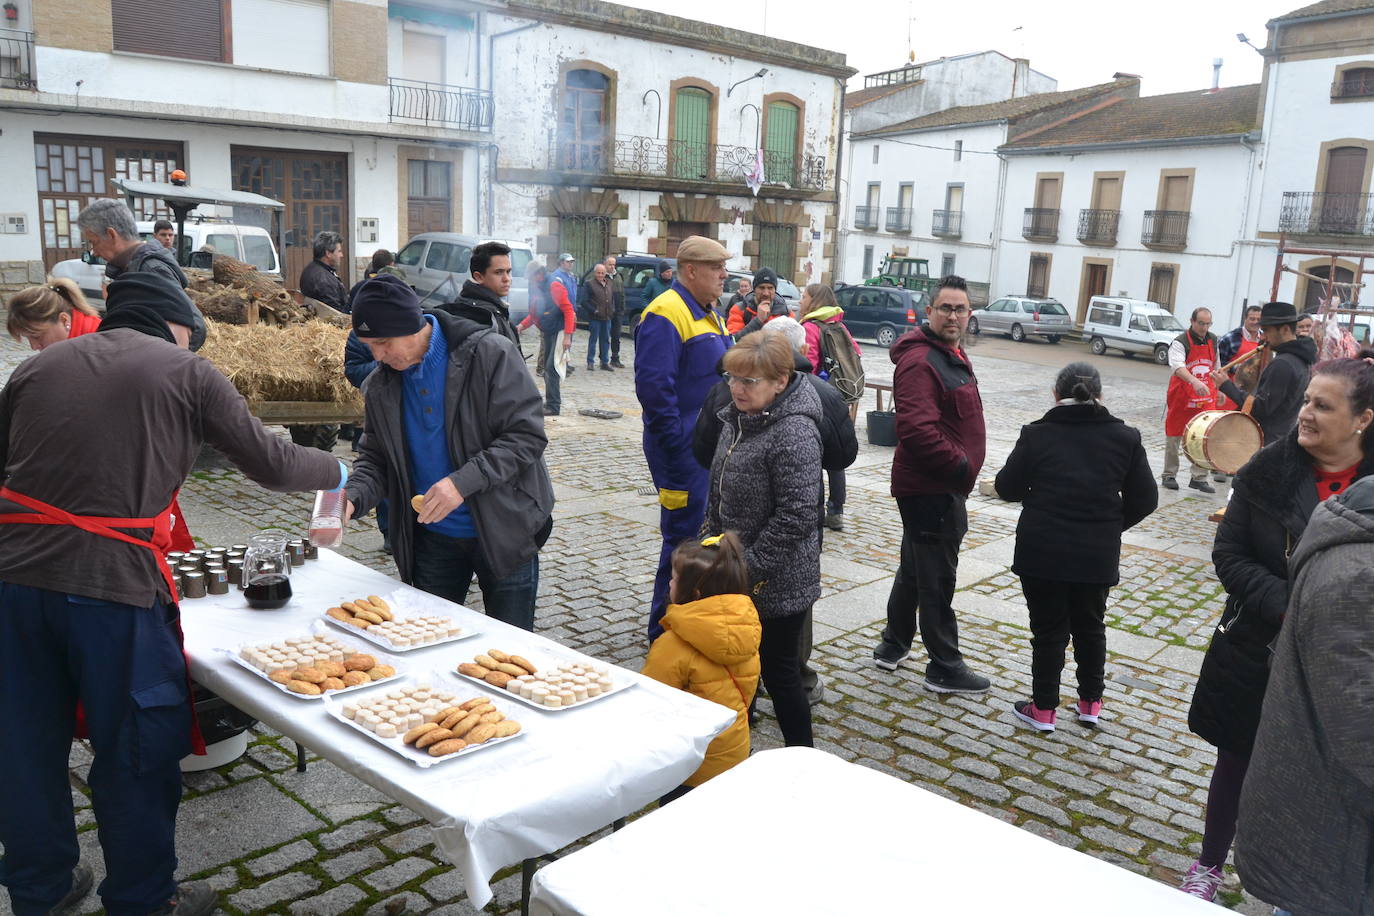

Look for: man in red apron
[0,273,342,916]
[1163,307,1219,492]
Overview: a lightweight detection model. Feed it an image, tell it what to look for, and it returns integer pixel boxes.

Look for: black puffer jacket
[1218,336,1317,445]
[702,374,822,618]
[1188,430,1374,754]
[994,402,1157,585]
[440,280,522,353]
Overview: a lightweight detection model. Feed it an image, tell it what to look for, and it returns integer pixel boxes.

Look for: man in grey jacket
[343,275,555,630]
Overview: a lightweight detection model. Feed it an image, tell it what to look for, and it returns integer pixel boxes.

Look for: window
[425,241,469,273]
[1148,264,1178,309]
[1027,254,1050,298]
[1335,66,1374,99]
[872,144,880,164]
[397,240,426,266]
[862,245,874,279]
[1088,303,1122,326]
[763,97,801,183]
[112,0,227,62]
[559,215,609,269]
[560,69,610,171]
[757,223,796,281]
[941,254,955,277]
[407,160,453,235]
[954,140,962,161]
[409,161,451,199]
[671,85,713,179]
[232,0,329,76]
[204,233,241,259]
[1129,314,1150,332]
[242,234,276,272]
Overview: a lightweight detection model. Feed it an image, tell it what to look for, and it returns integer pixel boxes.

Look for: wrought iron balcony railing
[854,206,880,230]
[0,29,36,90]
[1077,208,1120,245]
[1022,207,1059,240]
[932,209,963,238]
[885,207,912,233]
[550,135,827,191]
[388,79,493,131]
[1278,191,1374,237]
[1332,72,1374,99]
[1141,210,1190,249]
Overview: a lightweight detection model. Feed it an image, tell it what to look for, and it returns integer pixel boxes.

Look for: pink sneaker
[1012,699,1056,732]
[1076,698,1103,727]
[1179,861,1224,901]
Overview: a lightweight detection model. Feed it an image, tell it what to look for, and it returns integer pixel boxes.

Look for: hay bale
[200,320,362,407]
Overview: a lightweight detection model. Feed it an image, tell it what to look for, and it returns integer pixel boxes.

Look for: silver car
[971,296,1073,342]
[393,233,536,321]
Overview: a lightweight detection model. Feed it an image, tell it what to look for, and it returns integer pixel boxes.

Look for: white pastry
[376,722,397,738]
[542,693,562,707]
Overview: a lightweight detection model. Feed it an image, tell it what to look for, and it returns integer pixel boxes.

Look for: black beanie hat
[753,267,778,289]
[104,273,197,329]
[352,274,426,338]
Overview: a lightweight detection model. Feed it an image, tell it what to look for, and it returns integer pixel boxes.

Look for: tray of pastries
[322,592,476,652]
[452,648,633,711]
[224,633,398,698]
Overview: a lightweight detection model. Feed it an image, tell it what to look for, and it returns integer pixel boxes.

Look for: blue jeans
[542,329,562,414]
[0,583,189,916]
[586,319,611,367]
[410,527,539,631]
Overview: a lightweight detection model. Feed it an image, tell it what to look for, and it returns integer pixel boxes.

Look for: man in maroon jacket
[872,275,990,693]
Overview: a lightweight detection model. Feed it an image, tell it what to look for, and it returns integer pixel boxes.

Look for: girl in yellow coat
[642,532,761,803]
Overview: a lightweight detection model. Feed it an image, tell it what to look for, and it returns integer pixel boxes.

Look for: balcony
[1077,208,1120,246]
[1332,72,1374,99]
[0,29,35,90]
[1141,210,1191,250]
[885,207,912,233]
[854,206,880,230]
[932,209,963,238]
[1022,207,1059,241]
[1278,191,1374,237]
[550,135,827,191]
[388,78,493,132]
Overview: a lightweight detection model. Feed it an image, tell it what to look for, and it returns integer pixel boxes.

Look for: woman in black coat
[1180,355,1374,902]
[994,362,1157,733]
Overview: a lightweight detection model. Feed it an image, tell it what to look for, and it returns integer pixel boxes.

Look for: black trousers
[881,494,968,677]
[758,612,813,747]
[1020,575,1109,709]
[610,310,623,359]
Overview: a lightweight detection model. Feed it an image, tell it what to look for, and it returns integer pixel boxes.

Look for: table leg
[295,741,307,773]
[611,817,626,832]
[521,857,536,916]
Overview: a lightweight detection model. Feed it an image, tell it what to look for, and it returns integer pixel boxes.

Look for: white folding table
[529,747,1220,915]
[180,549,733,910]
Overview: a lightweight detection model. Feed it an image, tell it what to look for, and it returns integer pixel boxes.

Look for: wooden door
[232,147,349,287]
[1161,175,1189,212]
[764,101,798,183]
[1321,147,1368,233]
[406,160,451,236]
[561,70,609,171]
[671,87,712,180]
[1078,262,1109,324]
[1034,177,1059,209]
[666,222,709,257]
[1093,177,1122,211]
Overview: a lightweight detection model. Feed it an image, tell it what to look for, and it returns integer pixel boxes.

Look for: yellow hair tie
[700,535,722,547]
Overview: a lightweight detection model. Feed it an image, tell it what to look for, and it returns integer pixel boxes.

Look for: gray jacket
[1236,477,1374,915]
[104,242,206,349]
[702,373,822,618]
[346,309,554,582]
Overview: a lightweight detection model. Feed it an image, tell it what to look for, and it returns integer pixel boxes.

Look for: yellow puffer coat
[641,593,761,786]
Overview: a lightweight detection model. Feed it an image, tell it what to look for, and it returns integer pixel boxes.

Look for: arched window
[1337,67,1374,99]
[561,69,610,171]
[671,86,713,179]
[763,99,800,183]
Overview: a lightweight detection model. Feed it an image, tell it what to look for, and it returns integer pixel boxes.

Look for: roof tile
[1001,84,1261,149]
[855,78,1138,136]
[1270,0,1374,23]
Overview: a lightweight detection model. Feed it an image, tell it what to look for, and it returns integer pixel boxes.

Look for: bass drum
[1183,410,1263,475]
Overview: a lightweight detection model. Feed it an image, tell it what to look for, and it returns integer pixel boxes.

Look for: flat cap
[674,236,732,264]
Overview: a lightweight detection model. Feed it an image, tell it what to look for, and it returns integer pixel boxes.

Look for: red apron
[0,486,206,754]
[1217,336,1260,410]
[1165,335,1218,437]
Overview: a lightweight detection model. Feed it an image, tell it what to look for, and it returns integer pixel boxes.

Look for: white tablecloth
[180,549,733,909]
[529,747,1219,916]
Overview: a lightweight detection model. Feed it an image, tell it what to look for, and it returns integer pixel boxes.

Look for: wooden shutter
[757,223,795,282]
[764,101,798,183]
[112,0,226,62]
[1093,177,1122,211]
[1325,147,1368,196]
[672,87,711,179]
[1034,177,1060,209]
[1161,175,1190,211]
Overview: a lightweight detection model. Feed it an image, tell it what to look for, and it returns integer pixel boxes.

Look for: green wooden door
[764,101,798,183]
[672,87,711,179]
[757,223,795,283]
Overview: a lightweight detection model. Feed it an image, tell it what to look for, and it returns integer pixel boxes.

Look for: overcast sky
[625,0,1279,96]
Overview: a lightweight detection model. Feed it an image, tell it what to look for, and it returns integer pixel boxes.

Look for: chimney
[1211,57,1223,90]
[1012,58,1030,98]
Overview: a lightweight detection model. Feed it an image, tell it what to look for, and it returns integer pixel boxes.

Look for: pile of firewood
[185,255,348,329]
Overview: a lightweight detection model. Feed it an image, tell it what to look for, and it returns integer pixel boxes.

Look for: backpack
[818,320,865,403]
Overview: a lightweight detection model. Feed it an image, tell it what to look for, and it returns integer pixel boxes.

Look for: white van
[50,221,281,302]
[1082,296,1186,365]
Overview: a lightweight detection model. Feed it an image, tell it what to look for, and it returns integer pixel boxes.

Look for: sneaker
[873,643,910,671]
[148,882,217,916]
[47,864,93,915]
[1161,477,1179,490]
[1012,699,1056,732]
[1076,698,1102,727]
[610,358,625,368]
[806,676,826,707]
[924,667,991,694]
[1178,861,1224,901]
[824,511,844,531]
[600,364,614,371]
[1189,479,1216,494]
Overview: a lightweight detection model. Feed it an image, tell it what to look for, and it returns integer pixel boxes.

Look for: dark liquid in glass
[244,574,292,610]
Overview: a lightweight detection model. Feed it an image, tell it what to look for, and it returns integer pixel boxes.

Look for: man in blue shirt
[552,253,579,308]
[344,276,554,630]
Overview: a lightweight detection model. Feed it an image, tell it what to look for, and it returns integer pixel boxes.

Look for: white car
[1082,296,1185,365]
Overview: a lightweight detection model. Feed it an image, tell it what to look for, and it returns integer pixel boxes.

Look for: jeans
[759,612,814,747]
[879,494,969,677]
[410,527,539,631]
[586,319,611,367]
[0,584,189,916]
[1163,435,1206,482]
[1020,576,1109,710]
[610,310,623,360]
[542,329,562,415]
[826,468,847,513]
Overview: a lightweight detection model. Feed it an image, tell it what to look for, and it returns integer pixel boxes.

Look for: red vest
[1165,333,1218,436]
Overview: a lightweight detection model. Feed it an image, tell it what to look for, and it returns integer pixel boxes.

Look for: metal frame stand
[519,817,628,915]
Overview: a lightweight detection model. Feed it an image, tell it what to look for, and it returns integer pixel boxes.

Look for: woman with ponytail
[6,278,101,350]
[994,361,1158,732]
[641,531,761,804]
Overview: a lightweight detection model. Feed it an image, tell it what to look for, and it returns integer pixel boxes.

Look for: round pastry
[530,686,549,704]
[369,665,396,680]
[487,649,510,663]
[376,722,397,739]
[318,661,347,678]
[493,720,521,739]
[415,727,454,749]
[286,679,322,695]
[321,677,346,692]
[573,687,588,702]
[448,711,483,738]
[510,655,538,675]
[542,693,562,708]
[479,710,504,724]
[267,669,295,684]
[474,654,500,669]
[427,738,466,757]
[458,662,490,679]
[341,670,370,687]
[484,670,514,688]
[465,723,498,745]
[410,494,425,512]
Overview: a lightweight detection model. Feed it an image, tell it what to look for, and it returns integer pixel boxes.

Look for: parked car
[833,283,925,347]
[1081,296,1185,364]
[971,296,1073,342]
[51,220,281,302]
[393,233,537,321]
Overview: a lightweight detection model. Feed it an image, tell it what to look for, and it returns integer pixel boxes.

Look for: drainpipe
[831,77,847,283]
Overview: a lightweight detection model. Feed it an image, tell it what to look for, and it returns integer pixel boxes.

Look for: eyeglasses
[723,373,763,388]
[932,305,972,317]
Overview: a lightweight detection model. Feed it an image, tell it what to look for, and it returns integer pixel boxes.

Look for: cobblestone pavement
[0,327,1276,914]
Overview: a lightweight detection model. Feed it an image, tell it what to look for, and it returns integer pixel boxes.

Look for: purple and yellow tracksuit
[634,280,731,640]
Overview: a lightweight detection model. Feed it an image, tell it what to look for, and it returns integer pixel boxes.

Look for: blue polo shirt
[403,315,476,538]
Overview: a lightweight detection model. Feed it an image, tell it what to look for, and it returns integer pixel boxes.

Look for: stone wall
[0,260,48,307]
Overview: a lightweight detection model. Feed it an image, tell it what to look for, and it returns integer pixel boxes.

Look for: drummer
[1212,301,1317,446]
[0,273,345,916]
[1162,308,1220,492]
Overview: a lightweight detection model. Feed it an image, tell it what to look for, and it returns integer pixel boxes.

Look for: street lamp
[728,68,769,97]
